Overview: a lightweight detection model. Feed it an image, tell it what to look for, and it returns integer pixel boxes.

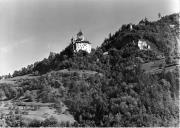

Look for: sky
[0,0,179,75]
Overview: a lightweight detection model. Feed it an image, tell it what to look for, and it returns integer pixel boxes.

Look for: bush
[28,119,42,127]
[42,116,58,127]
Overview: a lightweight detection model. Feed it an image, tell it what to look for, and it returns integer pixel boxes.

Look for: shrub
[28,119,42,127]
[42,116,58,127]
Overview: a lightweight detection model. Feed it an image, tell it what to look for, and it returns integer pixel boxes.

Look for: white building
[71,31,91,53]
[169,24,175,29]
[129,23,133,31]
[138,40,150,50]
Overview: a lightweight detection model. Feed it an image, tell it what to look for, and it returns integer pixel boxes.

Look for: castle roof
[75,40,91,44]
[77,30,83,36]
[71,30,91,44]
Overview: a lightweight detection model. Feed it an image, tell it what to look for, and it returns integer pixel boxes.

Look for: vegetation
[0,13,179,127]
[1,48,179,126]
[7,13,178,78]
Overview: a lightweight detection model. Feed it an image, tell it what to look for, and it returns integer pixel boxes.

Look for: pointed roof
[77,30,83,36]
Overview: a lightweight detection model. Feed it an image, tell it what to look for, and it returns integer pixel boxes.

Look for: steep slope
[101,13,179,57]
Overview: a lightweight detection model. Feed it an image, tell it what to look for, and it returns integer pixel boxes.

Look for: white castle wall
[71,31,92,53]
[138,40,150,50]
[75,43,91,53]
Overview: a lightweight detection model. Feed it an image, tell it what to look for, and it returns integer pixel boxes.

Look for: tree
[24,90,33,102]
[28,119,42,127]
[13,70,20,77]
[158,13,161,18]
[42,116,58,127]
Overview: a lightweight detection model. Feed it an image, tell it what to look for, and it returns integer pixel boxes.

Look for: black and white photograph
[0,0,179,127]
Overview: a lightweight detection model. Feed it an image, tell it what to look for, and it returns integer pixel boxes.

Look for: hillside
[101,13,179,57]
[4,13,178,78]
[0,13,179,127]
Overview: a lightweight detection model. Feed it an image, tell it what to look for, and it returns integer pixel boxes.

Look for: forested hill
[101,13,179,57]
[1,13,174,78]
[0,13,179,127]
[7,13,178,77]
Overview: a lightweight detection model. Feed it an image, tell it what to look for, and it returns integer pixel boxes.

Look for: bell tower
[76,30,84,41]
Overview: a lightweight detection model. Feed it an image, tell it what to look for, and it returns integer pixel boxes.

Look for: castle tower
[76,30,85,41]
[72,31,91,53]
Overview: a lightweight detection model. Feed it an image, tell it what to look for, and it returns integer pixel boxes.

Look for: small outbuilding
[138,40,151,50]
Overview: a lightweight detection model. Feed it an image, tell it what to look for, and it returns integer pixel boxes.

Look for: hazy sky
[0,0,179,75]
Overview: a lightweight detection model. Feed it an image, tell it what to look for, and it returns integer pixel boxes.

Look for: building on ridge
[71,30,91,53]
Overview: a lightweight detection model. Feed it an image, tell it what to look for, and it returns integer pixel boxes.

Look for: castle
[71,31,91,53]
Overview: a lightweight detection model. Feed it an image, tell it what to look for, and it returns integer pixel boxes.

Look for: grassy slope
[0,69,102,125]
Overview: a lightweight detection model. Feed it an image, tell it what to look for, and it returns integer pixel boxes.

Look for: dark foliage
[1,13,179,127]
